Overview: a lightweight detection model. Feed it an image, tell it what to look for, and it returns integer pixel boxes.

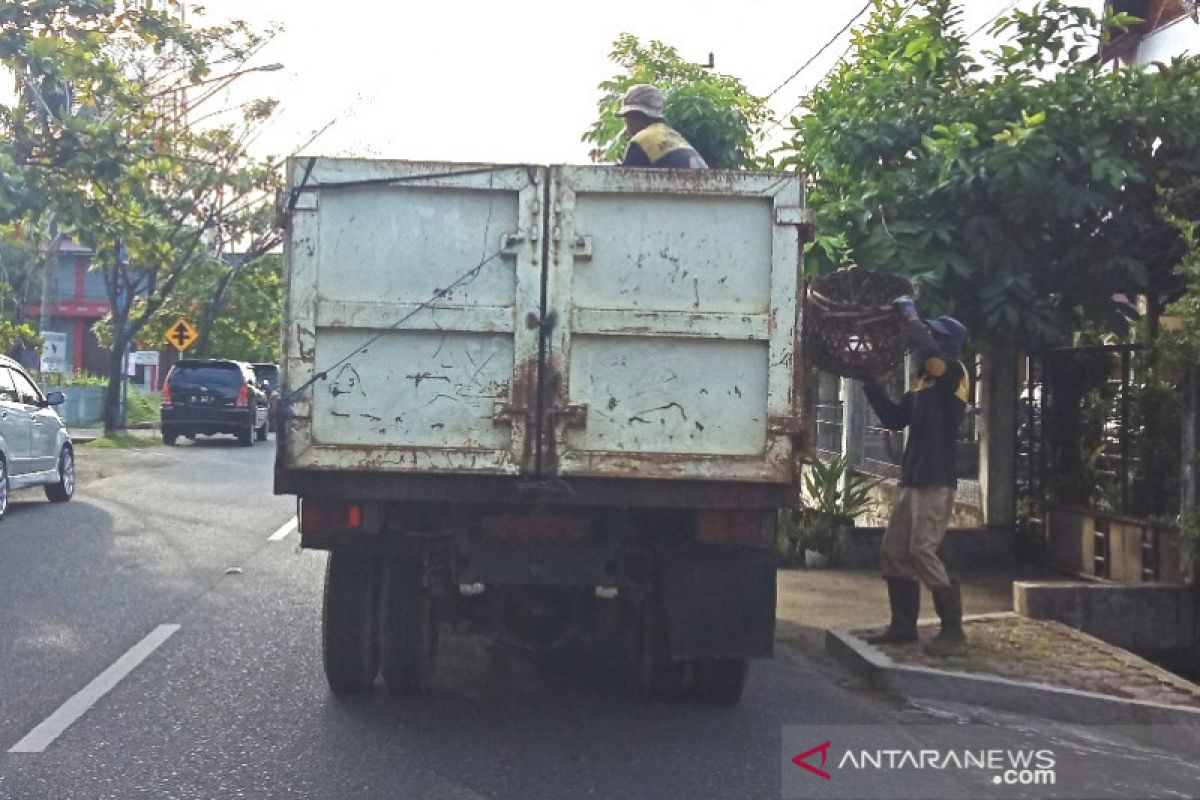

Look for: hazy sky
[193,0,1027,165]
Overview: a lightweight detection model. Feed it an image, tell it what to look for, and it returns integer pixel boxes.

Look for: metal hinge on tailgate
[768,415,806,452]
[775,206,815,243]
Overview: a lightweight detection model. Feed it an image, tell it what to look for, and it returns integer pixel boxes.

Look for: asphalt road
[1,436,1197,800]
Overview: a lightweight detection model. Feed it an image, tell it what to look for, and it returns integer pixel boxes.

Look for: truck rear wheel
[380,557,438,695]
[638,596,688,701]
[322,552,380,695]
[692,658,749,705]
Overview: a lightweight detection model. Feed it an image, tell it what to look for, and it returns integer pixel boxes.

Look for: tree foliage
[0,0,283,428]
[0,319,40,357]
[584,34,773,169]
[133,253,281,363]
[781,0,1200,347]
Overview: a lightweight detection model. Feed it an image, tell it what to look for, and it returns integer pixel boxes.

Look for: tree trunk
[194,267,237,359]
[103,323,132,434]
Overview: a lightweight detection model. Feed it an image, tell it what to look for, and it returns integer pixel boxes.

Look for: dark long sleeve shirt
[862,320,970,488]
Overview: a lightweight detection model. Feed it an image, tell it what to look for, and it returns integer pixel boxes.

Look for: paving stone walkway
[865,615,1200,709]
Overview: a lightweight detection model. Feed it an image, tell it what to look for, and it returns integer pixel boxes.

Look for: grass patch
[126,389,159,426]
[83,433,159,449]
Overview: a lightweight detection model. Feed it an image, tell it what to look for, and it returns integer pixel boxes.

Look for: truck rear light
[696,510,767,546]
[300,500,364,535]
[236,384,249,407]
[479,513,589,545]
[161,383,172,408]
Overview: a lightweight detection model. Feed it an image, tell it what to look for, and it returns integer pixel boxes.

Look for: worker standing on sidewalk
[617,85,709,169]
[860,297,970,652]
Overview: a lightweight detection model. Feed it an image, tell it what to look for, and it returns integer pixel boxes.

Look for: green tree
[0,319,40,357]
[781,0,1200,347]
[584,34,773,169]
[136,252,282,363]
[0,221,42,320]
[0,0,282,430]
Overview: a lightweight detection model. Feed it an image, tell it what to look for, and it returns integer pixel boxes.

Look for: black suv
[161,359,269,446]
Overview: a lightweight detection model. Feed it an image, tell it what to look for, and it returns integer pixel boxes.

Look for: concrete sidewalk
[775,564,1068,651]
[70,425,160,445]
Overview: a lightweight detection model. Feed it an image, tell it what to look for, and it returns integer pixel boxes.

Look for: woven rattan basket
[804,270,914,380]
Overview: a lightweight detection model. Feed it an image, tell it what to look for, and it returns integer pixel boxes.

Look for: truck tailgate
[279,159,804,486]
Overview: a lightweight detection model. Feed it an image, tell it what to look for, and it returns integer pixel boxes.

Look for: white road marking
[268,518,298,542]
[9,624,180,753]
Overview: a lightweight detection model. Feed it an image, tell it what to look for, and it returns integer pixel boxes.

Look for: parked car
[161,359,269,446]
[0,354,74,519]
[251,362,281,432]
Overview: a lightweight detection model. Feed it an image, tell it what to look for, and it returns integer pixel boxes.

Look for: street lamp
[153,62,284,98]
[156,62,284,125]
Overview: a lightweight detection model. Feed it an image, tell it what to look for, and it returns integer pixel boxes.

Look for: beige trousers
[880,486,954,589]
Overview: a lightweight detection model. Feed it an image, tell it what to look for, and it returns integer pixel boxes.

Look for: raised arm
[862,380,912,431]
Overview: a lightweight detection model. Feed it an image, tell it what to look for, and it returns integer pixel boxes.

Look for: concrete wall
[41,385,105,426]
[1015,581,1198,657]
[858,481,985,529]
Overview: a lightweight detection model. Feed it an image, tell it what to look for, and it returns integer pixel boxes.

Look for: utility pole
[39,214,61,377]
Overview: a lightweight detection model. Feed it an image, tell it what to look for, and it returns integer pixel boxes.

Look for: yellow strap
[631,123,690,163]
[916,360,971,403]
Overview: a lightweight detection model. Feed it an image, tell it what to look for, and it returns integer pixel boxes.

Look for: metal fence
[1017,344,1179,520]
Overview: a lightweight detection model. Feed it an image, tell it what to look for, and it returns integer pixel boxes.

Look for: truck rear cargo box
[277,159,806,500]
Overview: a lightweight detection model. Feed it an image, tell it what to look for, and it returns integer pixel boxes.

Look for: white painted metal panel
[545,167,803,483]
[281,159,544,475]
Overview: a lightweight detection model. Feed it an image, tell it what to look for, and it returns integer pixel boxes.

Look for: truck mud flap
[660,547,776,659]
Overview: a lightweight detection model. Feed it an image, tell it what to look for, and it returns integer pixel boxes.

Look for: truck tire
[322,552,380,695]
[638,595,688,701]
[692,658,749,705]
[379,557,438,695]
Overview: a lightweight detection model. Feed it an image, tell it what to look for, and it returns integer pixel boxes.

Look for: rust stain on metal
[493,356,538,474]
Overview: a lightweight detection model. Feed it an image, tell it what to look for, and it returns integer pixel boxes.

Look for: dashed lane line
[8,624,181,753]
[268,518,298,542]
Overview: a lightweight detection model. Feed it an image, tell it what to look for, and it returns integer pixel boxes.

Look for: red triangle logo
[792,740,833,780]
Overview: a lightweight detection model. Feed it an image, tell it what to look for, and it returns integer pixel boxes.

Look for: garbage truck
[275,158,809,704]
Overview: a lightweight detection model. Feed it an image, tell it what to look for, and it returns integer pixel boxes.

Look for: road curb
[825,619,1200,727]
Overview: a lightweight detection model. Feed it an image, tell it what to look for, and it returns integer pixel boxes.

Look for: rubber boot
[865,579,919,645]
[925,579,965,654]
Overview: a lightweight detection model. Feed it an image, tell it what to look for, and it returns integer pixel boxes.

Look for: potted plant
[792,454,879,568]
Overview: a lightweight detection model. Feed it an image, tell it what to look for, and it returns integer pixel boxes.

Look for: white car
[0,355,75,519]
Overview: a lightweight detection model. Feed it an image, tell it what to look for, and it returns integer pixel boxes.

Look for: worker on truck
[617,84,709,169]
[860,297,970,653]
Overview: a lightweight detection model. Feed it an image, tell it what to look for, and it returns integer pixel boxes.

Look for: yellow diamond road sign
[167,317,199,352]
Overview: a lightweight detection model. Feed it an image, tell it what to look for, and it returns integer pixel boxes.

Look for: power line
[765,2,873,100]
[967,0,1018,39]
[765,0,919,135]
